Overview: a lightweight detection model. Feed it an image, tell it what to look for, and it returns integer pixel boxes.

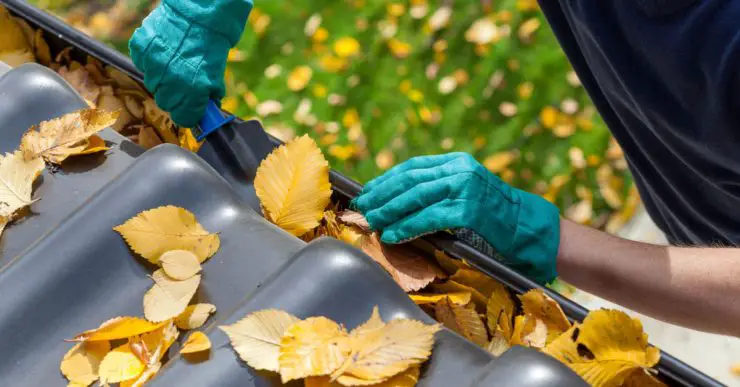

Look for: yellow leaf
[0,217,8,239]
[142,99,178,144]
[58,67,101,106]
[0,151,45,219]
[409,292,471,306]
[432,250,469,275]
[0,7,34,67]
[429,281,487,312]
[33,29,51,65]
[98,342,146,384]
[484,280,515,340]
[334,37,361,58]
[70,317,166,342]
[332,312,438,385]
[623,370,667,387]
[119,362,161,387]
[278,317,350,382]
[254,135,332,236]
[449,269,502,298]
[361,233,444,292]
[113,205,220,264]
[180,331,212,354]
[60,341,111,386]
[76,135,109,155]
[307,366,419,387]
[220,309,300,372]
[159,250,202,280]
[510,314,547,348]
[143,269,201,323]
[519,289,571,343]
[140,322,179,365]
[486,330,510,357]
[288,66,313,92]
[20,108,119,164]
[175,303,217,330]
[338,226,363,247]
[434,299,488,347]
[137,125,163,150]
[178,128,203,153]
[544,310,660,387]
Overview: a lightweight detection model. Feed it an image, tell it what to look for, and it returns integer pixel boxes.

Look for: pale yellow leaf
[254,135,332,236]
[409,292,471,306]
[180,331,212,354]
[159,250,202,280]
[98,342,146,384]
[20,108,120,164]
[76,135,109,156]
[434,299,488,347]
[429,281,487,312]
[279,317,350,382]
[510,315,547,349]
[220,309,300,372]
[361,233,444,292]
[307,366,419,387]
[70,317,166,342]
[543,310,661,387]
[449,269,501,298]
[119,362,161,387]
[486,330,510,357]
[485,279,515,340]
[519,289,571,343]
[113,205,220,264]
[0,151,45,219]
[60,341,111,386]
[0,7,34,67]
[143,99,178,144]
[175,303,217,330]
[349,307,384,337]
[333,316,439,386]
[143,269,201,323]
[58,66,101,105]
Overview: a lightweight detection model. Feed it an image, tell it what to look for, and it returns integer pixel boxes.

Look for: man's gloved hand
[352,153,561,284]
[129,0,253,127]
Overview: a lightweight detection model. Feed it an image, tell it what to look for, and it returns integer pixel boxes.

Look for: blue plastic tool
[194,100,236,141]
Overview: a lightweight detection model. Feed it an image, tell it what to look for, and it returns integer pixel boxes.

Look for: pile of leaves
[221,307,439,386]
[0,6,201,153]
[0,107,118,238]
[61,206,220,385]
[253,134,666,387]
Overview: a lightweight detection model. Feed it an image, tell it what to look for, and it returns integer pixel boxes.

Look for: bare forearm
[557,219,740,337]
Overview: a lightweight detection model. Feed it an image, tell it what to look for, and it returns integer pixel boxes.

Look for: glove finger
[354,156,472,213]
[361,153,465,194]
[365,174,467,230]
[380,199,468,244]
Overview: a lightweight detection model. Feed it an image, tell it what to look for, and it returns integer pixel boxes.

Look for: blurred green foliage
[28,0,638,230]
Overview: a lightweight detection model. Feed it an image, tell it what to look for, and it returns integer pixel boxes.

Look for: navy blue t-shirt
[539,0,740,245]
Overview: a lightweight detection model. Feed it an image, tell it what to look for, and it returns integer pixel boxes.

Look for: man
[129,0,740,337]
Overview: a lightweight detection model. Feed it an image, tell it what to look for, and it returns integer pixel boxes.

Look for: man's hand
[352,152,561,284]
[129,0,253,127]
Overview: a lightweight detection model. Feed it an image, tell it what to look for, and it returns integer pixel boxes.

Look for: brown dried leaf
[338,210,370,232]
[361,233,444,292]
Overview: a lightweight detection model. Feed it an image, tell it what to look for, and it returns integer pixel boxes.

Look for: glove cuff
[163,0,253,46]
[507,190,561,284]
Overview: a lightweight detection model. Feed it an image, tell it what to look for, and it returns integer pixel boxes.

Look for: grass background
[29,0,638,231]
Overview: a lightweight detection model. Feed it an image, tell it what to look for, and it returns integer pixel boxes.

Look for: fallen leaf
[409,292,471,306]
[510,315,547,348]
[254,134,332,236]
[220,309,300,372]
[98,87,134,131]
[60,341,111,386]
[485,279,515,340]
[142,99,178,144]
[113,205,220,264]
[432,250,469,275]
[70,317,166,342]
[175,303,217,330]
[180,331,211,354]
[544,310,660,387]
[279,317,350,382]
[361,233,444,292]
[434,299,488,347]
[98,342,146,384]
[140,321,179,364]
[623,369,667,387]
[429,281,487,312]
[119,362,161,387]
[486,330,510,357]
[338,210,370,232]
[0,151,45,219]
[137,125,163,150]
[33,29,51,65]
[307,366,419,387]
[449,269,502,298]
[58,66,101,106]
[159,250,202,280]
[338,226,364,247]
[0,7,35,67]
[332,313,438,385]
[143,269,201,322]
[519,289,571,343]
[77,135,109,155]
[0,217,7,238]
[179,128,203,153]
[20,108,120,164]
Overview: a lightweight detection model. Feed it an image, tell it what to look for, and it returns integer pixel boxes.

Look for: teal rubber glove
[129,0,253,127]
[352,153,561,284]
